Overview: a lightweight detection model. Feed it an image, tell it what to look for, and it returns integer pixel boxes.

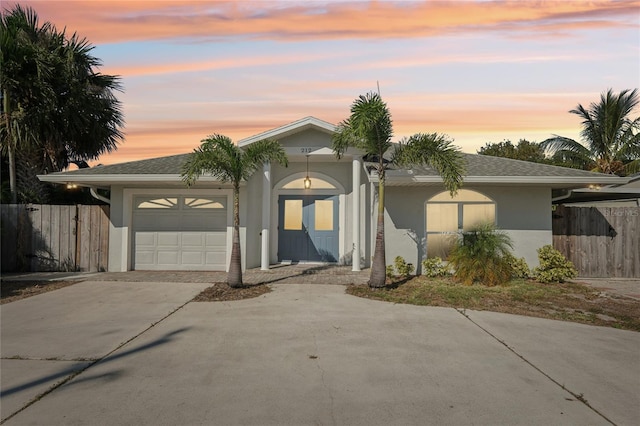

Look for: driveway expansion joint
[1,357,97,362]
[0,298,195,425]
[454,308,617,426]
[311,333,337,426]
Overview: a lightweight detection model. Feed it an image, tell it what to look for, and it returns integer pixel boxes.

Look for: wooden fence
[552,205,639,278]
[1,204,109,273]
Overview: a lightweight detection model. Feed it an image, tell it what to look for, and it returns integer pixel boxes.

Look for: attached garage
[132,195,229,270]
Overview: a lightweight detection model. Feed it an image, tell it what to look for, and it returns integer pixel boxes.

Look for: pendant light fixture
[304,155,311,189]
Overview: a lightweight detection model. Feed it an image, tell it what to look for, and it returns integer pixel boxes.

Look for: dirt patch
[192,283,271,302]
[2,280,271,304]
[348,277,640,332]
[1,280,83,304]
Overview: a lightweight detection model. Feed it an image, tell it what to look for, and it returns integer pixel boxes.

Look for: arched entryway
[273,172,345,263]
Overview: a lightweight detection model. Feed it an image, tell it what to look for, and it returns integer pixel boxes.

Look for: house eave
[238,116,336,147]
[368,173,628,188]
[38,174,229,189]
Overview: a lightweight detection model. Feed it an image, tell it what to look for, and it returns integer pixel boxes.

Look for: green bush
[393,256,415,277]
[422,257,451,277]
[534,245,577,283]
[505,254,530,279]
[386,265,395,279]
[448,223,513,287]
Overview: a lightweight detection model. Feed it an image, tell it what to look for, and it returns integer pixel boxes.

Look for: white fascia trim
[571,187,640,194]
[238,116,336,147]
[368,173,628,186]
[38,174,224,184]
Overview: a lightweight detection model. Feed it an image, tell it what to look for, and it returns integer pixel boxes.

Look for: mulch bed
[1,280,82,304]
[1,280,271,304]
[192,283,271,301]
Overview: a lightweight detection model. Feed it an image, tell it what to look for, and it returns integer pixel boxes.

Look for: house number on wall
[300,147,314,153]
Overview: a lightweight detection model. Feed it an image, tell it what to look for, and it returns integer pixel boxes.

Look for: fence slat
[1,205,17,270]
[553,205,639,278]
[1,204,110,273]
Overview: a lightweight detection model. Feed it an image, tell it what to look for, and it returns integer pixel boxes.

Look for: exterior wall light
[304,155,311,189]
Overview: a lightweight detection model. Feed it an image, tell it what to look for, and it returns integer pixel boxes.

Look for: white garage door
[132,195,228,270]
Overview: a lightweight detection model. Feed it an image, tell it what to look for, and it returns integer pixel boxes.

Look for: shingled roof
[46,154,191,176]
[39,150,626,190]
[417,153,610,178]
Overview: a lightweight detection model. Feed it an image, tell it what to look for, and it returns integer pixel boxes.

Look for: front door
[278,195,339,262]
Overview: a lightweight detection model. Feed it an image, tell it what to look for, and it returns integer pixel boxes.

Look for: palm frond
[547,89,639,175]
[181,134,237,186]
[393,133,466,195]
[242,138,288,181]
[332,92,393,159]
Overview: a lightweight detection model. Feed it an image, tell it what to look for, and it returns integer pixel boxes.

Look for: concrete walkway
[1,281,639,425]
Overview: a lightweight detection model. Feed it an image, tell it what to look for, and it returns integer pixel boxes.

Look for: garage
[132,195,229,270]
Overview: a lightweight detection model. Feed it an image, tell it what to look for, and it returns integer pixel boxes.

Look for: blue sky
[16,0,640,164]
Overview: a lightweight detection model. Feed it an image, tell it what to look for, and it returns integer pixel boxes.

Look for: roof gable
[238,116,335,147]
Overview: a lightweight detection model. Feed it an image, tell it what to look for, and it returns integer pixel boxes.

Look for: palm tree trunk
[3,90,17,204]
[227,184,243,288]
[369,170,386,288]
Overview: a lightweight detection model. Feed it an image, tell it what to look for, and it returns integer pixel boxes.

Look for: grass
[347,276,640,332]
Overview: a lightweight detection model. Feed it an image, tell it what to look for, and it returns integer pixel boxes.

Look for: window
[284,199,303,230]
[314,199,334,231]
[136,197,178,209]
[184,197,225,209]
[426,190,496,258]
[282,177,336,189]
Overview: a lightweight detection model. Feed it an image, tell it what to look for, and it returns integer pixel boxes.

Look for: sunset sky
[14,0,640,165]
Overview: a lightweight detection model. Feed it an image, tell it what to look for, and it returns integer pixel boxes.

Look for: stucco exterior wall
[107,186,127,272]
[278,129,333,147]
[380,185,553,272]
[244,173,264,269]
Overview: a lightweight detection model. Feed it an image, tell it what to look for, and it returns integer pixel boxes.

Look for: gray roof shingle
[45,154,191,176]
[410,153,609,178]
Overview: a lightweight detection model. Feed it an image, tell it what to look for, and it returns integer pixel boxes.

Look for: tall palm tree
[0,4,53,202]
[541,89,640,175]
[1,4,124,202]
[333,92,465,288]
[35,30,124,174]
[182,135,288,287]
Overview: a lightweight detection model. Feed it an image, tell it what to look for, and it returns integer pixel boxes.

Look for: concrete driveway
[1,281,639,425]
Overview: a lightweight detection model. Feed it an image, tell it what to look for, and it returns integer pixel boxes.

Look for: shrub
[386,265,395,279]
[422,257,451,277]
[393,256,415,277]
[448,223,513,287]
[534,245,577,283]
[505,254,530,279]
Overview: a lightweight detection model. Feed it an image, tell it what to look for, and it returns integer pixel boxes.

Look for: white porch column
[261,161,271,270]
[352,155,362,271]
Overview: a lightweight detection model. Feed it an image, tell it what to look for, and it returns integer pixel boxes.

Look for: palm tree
[0,5,53,202]
[39,30,124,174]
[1,4,124,203]
[333,92,465,288]
[541,89,640,175]
[181,135,288,287]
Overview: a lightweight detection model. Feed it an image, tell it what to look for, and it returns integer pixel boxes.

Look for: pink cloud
[14,0,639,45]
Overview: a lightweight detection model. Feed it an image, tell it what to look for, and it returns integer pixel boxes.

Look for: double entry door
[278,195,339,263]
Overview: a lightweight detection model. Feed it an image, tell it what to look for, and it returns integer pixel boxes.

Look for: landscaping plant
[505,254,530,279]
[448,223,513,286]
[182,135,288,287]
[421,256,451,277]
[332,92,465,288]
[533,245,577,283]
[393,256,415,277]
